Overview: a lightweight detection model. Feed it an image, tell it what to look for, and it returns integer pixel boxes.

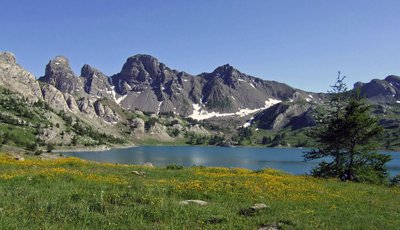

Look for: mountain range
[0,51,399,150]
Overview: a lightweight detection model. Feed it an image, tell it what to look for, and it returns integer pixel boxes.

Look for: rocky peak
[112,54,176,95]
[121,54,163,80]
[354,76,400,103]
[353,81,364,89]
[0,51,43,102]
[0,52,16,64]
[81,64,97,78]
[385,75,400,85]
[211,64,241,78]
[45,56,73,76]
[212,64,235,74]
[81,64,114,98]
[207,64,244,86]
[50,56,69,67]
[39,56,82,95]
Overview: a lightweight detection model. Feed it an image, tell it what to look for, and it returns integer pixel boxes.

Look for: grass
[0,153,399,229]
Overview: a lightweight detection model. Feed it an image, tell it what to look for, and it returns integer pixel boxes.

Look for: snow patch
[104,120,118,125]
[397,101,400,104]
[305,98,311,102]
[243,122,251,128]
[238,79,246,82]
[242,116,255,128]
[115,95,127,104]
[156,101,163,114]
[308,94,313,98]
[249,83,256,88]
[190,98,281,120]
[231,96,236,101]
[108,86,127,105]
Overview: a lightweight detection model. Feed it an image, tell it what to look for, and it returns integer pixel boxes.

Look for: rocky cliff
[0,52,43,102]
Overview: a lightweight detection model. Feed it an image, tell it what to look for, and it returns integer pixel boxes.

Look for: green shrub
[391,174,400,186]
[166,164,184,170]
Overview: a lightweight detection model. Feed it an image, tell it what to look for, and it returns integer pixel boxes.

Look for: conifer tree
[305,74,391,183]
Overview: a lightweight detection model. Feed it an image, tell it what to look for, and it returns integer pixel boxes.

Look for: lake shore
[53,143,137,153]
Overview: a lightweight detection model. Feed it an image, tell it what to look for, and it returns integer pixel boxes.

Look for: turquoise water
[63,146,400,176]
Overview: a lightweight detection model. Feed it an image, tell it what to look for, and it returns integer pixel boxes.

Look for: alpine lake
[62,146,400,177]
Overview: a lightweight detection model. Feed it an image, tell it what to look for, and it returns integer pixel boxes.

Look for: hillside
[0,154,399,229]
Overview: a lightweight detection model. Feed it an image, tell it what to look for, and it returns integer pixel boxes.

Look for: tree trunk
[346,140,356,181]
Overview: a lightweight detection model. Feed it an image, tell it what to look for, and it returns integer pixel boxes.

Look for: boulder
[258,224,280,230]
[239,203,269,216]
[14,155,25,161]
[179,200,208,206]
[131,171,146,176]
[142,162,154,168]
[250,203,269,210]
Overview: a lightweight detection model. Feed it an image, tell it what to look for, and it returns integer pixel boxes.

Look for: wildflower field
[0,154,399,229]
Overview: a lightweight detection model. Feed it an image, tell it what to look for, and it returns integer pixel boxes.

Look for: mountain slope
[110,54,324,119]
[0,52,43,102]
[354,75,400,104]
[2,50,400,150]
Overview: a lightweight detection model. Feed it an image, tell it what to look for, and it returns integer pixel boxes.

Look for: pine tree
[305,75,391,183]
[305,73,349,179]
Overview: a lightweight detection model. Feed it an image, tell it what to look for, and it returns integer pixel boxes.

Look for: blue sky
[1,0,399,92]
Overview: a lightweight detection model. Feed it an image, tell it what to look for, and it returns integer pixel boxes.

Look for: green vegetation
[305,75,391,184]
[0,87,50,151]
[0,87,126,152]
[206,97,232,110]
[0,154,399,229]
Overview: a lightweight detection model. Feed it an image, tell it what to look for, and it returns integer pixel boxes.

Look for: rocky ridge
[354,75,400,104]
[33,52,325,131]
[0,52,42,102]
[1,51,399,149]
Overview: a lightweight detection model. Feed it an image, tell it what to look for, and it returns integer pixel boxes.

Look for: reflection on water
[63,146,400,176]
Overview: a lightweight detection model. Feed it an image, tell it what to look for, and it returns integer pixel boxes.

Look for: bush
[170,128,180,137]
[391,174,400,186]
[46,144,55,153]
[355,166,389,185]
[145,118,158,130]
[166,164,184,170]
